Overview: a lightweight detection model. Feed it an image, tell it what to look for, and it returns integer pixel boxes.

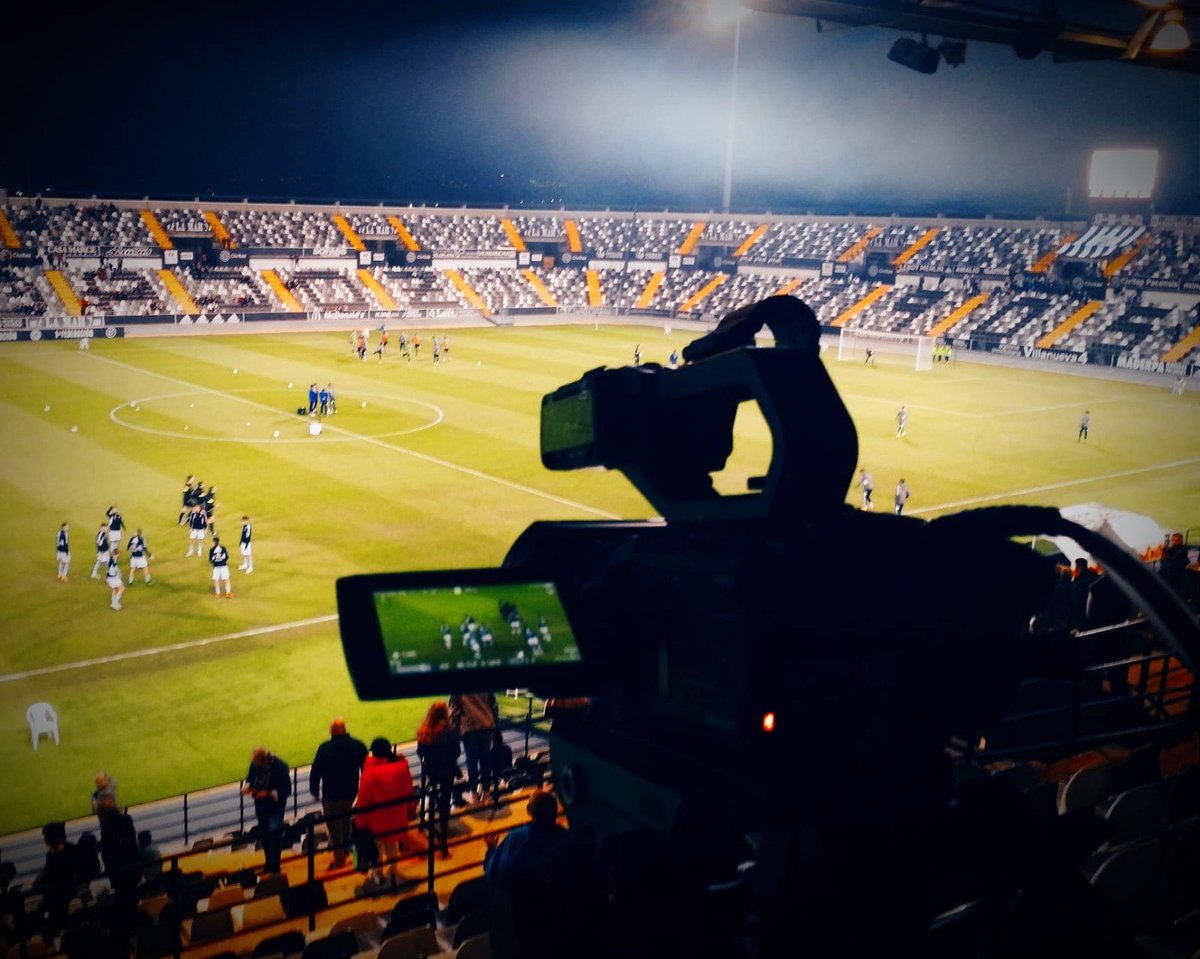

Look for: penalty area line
[0,614,338,685]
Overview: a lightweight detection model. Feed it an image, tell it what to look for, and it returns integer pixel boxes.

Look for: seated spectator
[484,789,567,884]
[137,831,162,888]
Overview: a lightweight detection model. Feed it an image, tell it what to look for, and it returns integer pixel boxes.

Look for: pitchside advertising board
[0,327,124,342]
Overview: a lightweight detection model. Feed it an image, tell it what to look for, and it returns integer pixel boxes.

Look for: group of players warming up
[54,476,254,610]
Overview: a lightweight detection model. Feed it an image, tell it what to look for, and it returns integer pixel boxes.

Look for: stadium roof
[747,0,1200,74]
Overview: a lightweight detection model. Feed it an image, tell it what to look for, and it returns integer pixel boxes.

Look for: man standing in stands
[56,522,70,582]
[126,528,152,585]
[91,522,110,579]
[894,478,911,516]
[243,747,290,874]
[209,535,233,598]
[1078,409,1090,441]
[238,515,253,573]
[858,469,874,511]
[309,717,368,870]
[450,691,501,805]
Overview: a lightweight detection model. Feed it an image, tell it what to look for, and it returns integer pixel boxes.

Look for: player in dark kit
[126,529,153,585]
[106,505,124,548]
[56,522,70,581]
[179,475,196,525]
[91,524,111,579]
[238,516,253,574]
[209,537,233,598]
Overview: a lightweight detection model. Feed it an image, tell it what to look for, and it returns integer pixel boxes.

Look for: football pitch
[0,324,1198,834]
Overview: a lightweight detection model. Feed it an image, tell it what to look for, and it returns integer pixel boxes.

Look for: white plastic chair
[26,702,59,749]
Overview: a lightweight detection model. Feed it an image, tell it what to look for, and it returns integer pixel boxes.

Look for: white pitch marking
[0,615,338,684]
[87,352,620,520]
[907,456,1200,516]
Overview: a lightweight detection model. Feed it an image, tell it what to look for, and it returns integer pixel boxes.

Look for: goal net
[836,328,934,371]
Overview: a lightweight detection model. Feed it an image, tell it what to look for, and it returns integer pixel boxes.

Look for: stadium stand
[2,194,1197,376]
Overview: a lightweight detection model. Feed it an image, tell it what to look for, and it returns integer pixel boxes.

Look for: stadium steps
[357,269,398,309]
[520,270,557,307]
[1102,233,1151,279]
[678,274,728,312]
[678,222,706,256]
[204,211,235,248]
[636,271,665,309]
[837,226,882,263]
[586,269,603,307]
[0,209,20,248]
[774,276,806,296]
[891,227,939,267]
[925,292,990,338]
[332,215,366,252]
[388,216,421,251]
[1161,324,1200,363]
[1030,233,1077,273]
[734,223,769,257]
[830,284,891,328]
[564,219,584,253]
[158,269,201,314]
[262,269,304,311]
[44,270,82,316]
[1035,299,1103,349]
[139,209,174,249]
[443,269,490,316]
[500,218,527,252]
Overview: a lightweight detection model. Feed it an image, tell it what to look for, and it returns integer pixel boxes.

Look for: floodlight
[1151,10,1191,51]
[1087,148,1159,200]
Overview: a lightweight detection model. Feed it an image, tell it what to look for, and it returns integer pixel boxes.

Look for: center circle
[109,389,444,443]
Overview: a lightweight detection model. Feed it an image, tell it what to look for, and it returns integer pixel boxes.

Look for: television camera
[337,296,1198,958]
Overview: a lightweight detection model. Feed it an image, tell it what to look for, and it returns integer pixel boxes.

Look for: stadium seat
[376,924,439,959]
[251,929,307,958]
[236,894,286,932]
[328,909,382,950]
[454,931,492,959]
[254,872,291,899]
[1165,766,1200,825]
[299,929,358,959]
[205,883,245,910]
[134,923,180,959]
[25,702,59,750]
[452,908,491,949]
[186,905,235,945]
[440,875,489,925]
[1059,763,1115,815]
[381,891,438,940]
[1088,837,1166,931]
[1101,781,1166,845]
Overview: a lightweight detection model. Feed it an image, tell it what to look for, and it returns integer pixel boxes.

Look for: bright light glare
[1088,148,1159,199]
[702,0,747,27]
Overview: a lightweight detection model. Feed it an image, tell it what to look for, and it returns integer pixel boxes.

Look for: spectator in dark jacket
[242,747,291,873]
[96,796,142,900]
[416,702,460,859]
[36,822,79,940]
[309,717,368,869]
[449,692,500,805]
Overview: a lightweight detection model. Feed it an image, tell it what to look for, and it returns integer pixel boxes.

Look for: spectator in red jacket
[353,737,417,892]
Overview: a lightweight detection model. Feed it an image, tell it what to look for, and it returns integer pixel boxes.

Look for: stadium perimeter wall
[36,309,1183,390]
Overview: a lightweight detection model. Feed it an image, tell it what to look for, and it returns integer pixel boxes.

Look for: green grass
[0,325,1198,834]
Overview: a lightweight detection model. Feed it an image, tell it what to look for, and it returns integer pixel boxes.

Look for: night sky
[5,1,1198,215]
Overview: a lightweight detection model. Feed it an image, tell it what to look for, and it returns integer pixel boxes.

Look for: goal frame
[836,327,934,371]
